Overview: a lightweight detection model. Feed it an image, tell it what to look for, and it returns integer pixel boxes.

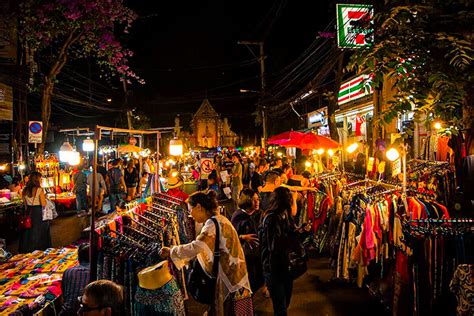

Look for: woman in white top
[160,191,253,316]
[18,171,51,253]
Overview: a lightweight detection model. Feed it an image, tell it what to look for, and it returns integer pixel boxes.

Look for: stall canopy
[268,130,340,149]
[117,144,143,153]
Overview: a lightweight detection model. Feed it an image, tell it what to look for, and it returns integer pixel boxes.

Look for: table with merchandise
[0,247,78,314]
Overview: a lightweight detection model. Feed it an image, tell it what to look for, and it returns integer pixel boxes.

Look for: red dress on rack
[166,188,189,202]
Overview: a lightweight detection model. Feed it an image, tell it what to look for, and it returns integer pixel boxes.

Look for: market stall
[35,155,76,213]
[0,247,78,314]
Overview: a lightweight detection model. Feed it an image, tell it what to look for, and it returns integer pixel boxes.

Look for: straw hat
[165,169,184,189]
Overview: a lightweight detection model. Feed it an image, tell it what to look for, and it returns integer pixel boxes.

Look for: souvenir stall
[0,247,78,314]
[35,155,76,212]
[91,192,192,315]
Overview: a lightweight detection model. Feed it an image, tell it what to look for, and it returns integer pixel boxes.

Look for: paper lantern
[169,139,183,156]
[82,137,95,152]
[68,151,81,166]
[59,142,74,162]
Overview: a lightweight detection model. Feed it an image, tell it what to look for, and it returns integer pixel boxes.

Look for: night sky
[125,0,333,132]
[49,0,338,138]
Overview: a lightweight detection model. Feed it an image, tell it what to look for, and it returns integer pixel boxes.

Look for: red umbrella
[284,132,340,149]
[267,131,305,145]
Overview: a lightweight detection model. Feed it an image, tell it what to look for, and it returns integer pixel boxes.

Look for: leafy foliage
[19,0,143,84]
[348,3,473,136]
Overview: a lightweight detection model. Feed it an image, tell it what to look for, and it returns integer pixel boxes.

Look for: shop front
[335,74,374,161]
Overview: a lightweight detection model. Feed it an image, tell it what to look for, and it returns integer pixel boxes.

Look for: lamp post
[386,144,408,210]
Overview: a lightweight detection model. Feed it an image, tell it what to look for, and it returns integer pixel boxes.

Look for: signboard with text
[0,83,13,121]
[337,4,373,48]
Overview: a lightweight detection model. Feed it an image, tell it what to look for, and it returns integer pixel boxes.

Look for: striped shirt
[59,264,90,315]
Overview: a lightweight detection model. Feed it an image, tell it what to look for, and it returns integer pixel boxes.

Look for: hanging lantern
[169,138,183,156]
[68,151,81,166]
[59,141,74,162]
[82,137,95,152]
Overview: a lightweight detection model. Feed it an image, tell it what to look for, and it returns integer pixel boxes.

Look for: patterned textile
[134,279,185,316]
[450,264,474,316]
[59,264,90,315]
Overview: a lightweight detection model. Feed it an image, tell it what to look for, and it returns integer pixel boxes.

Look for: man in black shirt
[251,159,268,192]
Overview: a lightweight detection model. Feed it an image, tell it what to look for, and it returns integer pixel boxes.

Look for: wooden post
[156,133,160,193]
[89,126,99,282]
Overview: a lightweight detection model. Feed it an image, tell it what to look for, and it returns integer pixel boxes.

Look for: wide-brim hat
[166,172,184,189]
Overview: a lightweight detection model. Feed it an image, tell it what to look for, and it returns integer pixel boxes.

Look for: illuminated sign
[338,74,373,106]
[337,4,373,48]
[308,108,327,128]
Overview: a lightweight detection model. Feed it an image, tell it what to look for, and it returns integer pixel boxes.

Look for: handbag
[42,199,58,221]
[261,213,307,280]
[187,217,220,305]
[18,208,32,230]
[287,229,307,280]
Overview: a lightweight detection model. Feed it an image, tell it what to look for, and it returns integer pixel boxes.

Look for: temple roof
[193,99,219,119]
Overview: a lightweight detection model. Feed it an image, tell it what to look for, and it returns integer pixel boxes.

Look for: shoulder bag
[19,188,38,230]
[187,217,220,305]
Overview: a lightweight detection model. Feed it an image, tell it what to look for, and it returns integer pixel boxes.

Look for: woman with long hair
[19,171,51,253]
[160,190,253,315]
[259,186,297,316]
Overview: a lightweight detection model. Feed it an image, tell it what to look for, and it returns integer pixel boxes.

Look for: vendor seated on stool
[59,243,90,315]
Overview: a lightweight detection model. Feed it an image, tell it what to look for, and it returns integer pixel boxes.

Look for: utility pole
[237,41,267,148]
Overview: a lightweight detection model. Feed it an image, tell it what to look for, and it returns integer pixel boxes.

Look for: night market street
[0,1,472,315]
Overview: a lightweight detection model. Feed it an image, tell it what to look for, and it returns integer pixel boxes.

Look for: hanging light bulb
[59,141,74,162]
[346,142,359,154]
[82,137,95,152]
[169,138,183,156]
[68,151,81,166]
[386,148,400,161]
[317,148,325,155]
[328,149,334,156]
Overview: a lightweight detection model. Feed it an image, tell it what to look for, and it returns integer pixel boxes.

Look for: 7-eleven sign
[337,4,373,48]
[338,74,373,106]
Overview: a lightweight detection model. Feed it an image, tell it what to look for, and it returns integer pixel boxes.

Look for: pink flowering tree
[19,0,143,152]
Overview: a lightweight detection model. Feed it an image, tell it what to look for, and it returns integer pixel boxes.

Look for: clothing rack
[157,192,184,202]
[154,195,182,206]
[123,225,156,241]
[128,216,161,235]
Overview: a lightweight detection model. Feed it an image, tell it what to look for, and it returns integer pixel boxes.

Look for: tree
[348,2,473,143]
[19,0,143,153]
